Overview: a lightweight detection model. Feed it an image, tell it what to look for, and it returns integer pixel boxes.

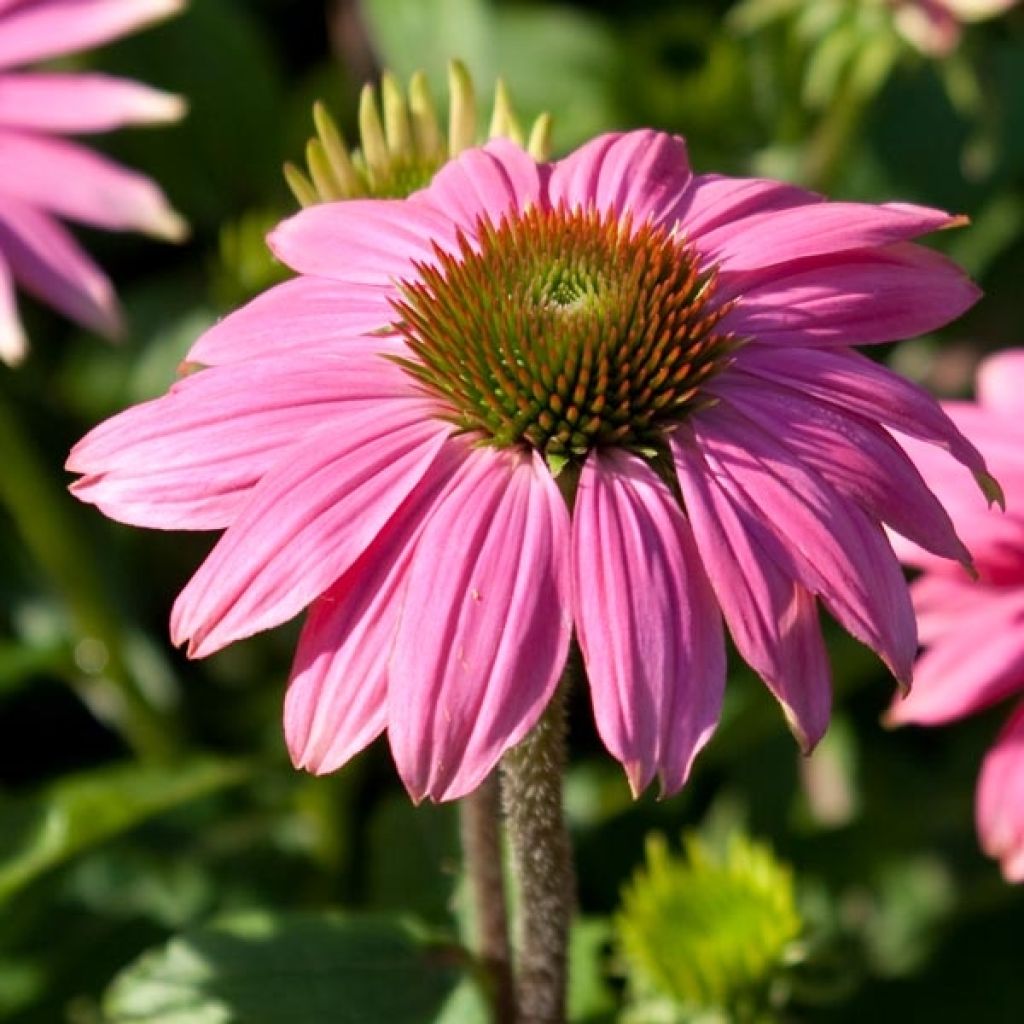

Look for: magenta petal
[421,138,541,231]
[690,402,918,686]
[0,130,183,239]
[572,451,725,795]
[672,430,831,751]
[0,198,120,336]
[547,130,692,228]
[719,244,980,345]
[170,401,451,658]
[698,201,959,272]
[0,72,183,133]
[978,349,1024,415]
[285,443,464,775]
[389,448,572,803]
[68,357,412,530]
[0,0,182,68]
[267,196,460,285]
[0,254,25,364]
[711,374,970,566]
[977,703,1024,883]
[185,278,398,366]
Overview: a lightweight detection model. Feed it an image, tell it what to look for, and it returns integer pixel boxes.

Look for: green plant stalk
[501,682,575,1024]
[0,392,179,760]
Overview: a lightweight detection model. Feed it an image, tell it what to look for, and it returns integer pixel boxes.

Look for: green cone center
[392,205,737,464]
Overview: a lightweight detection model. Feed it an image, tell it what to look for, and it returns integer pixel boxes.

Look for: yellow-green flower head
[617,832,803,1021]
[285,61,553,206]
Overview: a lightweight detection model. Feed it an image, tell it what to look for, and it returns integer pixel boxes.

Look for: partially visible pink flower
[0,0,187,364]
[69,129,994,803]
[892,0,1018,56]
[890,349,1024,882]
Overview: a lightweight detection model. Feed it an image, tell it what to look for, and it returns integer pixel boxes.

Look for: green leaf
[0,759,249,902]
[103,911,470,1024]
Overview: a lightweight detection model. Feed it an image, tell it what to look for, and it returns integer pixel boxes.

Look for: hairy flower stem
[501,682,575,1024]
[460,775,515,1024]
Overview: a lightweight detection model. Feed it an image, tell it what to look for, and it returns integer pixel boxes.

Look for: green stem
[501,683,574,1024]
[460,774,515,1024]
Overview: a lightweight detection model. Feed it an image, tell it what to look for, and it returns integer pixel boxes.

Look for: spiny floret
[391,205,739,463]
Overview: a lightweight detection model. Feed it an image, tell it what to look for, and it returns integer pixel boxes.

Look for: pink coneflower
[0,0,186,364]
[69,129,995,802]
[892,0,1018,56]
[889,350,1024,881]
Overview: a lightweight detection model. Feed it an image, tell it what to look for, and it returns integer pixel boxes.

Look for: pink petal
[977,349,1024,415]
[719,244,980,345]
[185,277,399,367]
[547,130,693,228]
[690,401,918,686]
[170,400,452,658]
[572,451,725,795]
[0,197,120,336]
[676,173,821,241]
[0,0,183,68]
[68,356,413,530]
[711,373,970,566]
[0,253,26,364]
[420,138,541,233]
[0,130,185,240]
[388,448,572,803]
[267,196,460,285]
[888,585,1024,725]
[285,441,466,775]
[977,702,1024,883]
[0,73,184,133]
[672,429,832,751]
[697,201,961,273]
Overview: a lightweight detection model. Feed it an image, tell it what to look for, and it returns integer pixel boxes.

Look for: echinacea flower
[889,350,1024,882]
[0,0,186,364]
[891,0,1018,56]
[69,129,995,802]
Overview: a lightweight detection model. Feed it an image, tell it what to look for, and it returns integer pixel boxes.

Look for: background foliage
[1,0,1022,1020]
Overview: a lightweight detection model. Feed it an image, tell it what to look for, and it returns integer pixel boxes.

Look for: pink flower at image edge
[893,0,1019,56]
[0,0,187,364]
[890,349,1024,882]
[70,128,995,803]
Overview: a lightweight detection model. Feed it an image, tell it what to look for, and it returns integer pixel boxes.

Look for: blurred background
[1,0,1023,1021]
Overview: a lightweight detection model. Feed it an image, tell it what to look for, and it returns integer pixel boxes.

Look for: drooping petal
[672,429,832,750]
[420,138,541,232]
[0,197,120,336]
[184,277,398,366]
[572,450,725,795]
[0,0,182,68]
[0,253,26,364]
[710,373,970,566]
[977,349,1024,415]
[0,73,184,133]
[267,196,461,285]
[690,402,918,686]
[888,585,1024,725]
[388,448,572,803]
[718,244,980,345]
[170,400,452,658]
[68,356,413,530]
[285,441,465,775]
[0,130,185,240]
[977,702,1024,883]
[547,130,693,229]
[697,201,960,273]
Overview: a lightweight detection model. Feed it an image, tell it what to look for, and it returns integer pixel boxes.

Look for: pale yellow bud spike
[447,59,477,156]
[488,78,524,146]
[380,71,414,159]
[306,139,345,201]
[526,112,554,162]
[409,71,443,161]
[283,162,319,207]
[313,101,364,197]
[358,82,391,184]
